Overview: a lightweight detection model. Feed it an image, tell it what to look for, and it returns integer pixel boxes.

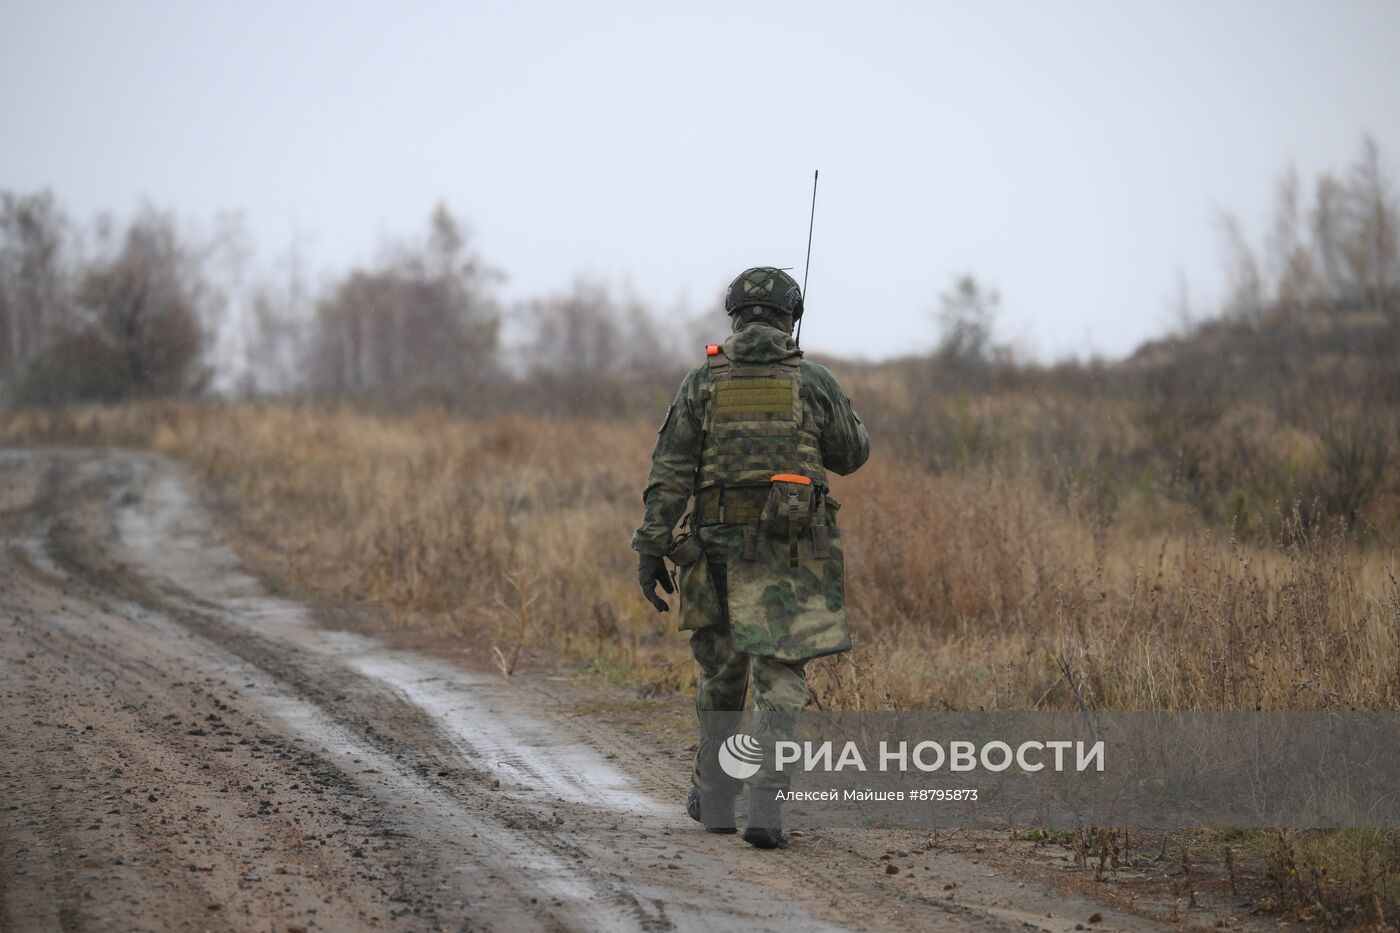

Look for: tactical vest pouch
[693,484,767,526]
[667,532,705,567]
[752,481,838,562]
[756,476,814,569]
[757,478,815,539]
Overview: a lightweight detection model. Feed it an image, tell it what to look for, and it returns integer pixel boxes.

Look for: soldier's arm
[805,363,870,476]
[630,365,707,556]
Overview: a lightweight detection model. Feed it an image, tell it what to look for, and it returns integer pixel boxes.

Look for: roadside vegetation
[3,139,1400,926]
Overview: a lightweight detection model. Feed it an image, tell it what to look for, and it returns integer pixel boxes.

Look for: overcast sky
[2,0,1398,361]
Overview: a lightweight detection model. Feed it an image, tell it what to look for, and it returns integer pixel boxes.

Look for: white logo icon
[719,733,763,780]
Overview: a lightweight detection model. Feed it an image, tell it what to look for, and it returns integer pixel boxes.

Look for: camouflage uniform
[631,310,869,798]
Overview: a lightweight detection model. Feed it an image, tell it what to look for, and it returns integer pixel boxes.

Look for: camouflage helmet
[724,266,803,320]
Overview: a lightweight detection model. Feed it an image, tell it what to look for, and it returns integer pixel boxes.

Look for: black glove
[638,552,674,613]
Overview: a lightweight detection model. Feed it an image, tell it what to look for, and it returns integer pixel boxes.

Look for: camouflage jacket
[630,322,870,660]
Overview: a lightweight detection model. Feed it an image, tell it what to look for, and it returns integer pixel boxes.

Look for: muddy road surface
[1,450,1181,932]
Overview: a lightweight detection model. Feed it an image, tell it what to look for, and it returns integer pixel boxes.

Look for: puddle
[113,453,669,819]
[351,654,669,816]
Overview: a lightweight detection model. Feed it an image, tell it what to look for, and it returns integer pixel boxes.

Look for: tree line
[2,138,1397,411]
[0,198,694,410]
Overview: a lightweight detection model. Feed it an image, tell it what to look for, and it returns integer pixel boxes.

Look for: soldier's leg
[748,655,808,789]
[689,623,749,798]
[743,654,808,849]
[683,544,746,832]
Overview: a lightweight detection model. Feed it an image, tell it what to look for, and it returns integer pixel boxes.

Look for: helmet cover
[724,266,803,319]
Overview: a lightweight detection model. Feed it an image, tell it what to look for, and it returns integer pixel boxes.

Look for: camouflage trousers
[690,623,807,795]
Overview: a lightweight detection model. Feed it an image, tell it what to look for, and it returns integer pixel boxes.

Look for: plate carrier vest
[692,344,831,565]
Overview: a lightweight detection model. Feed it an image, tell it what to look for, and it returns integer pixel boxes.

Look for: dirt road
[1,449,1197,931]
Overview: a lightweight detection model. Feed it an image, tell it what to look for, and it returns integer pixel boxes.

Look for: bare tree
[523,278,673,378]
[935,274,1002,366]
[524,279,620,380]
[241,248,313,396]
[1310,172,1349,308]
[7,205,211,403]
[1306,138,1400,317]
[1219,212,1266,327]
[1266,166,1318,318]
[0,191,71,382]
[1169,268,1196,335]
[76,207,210,397]
[1343,137,1399,317]
[308,204,500,401]
[511,278,682,414]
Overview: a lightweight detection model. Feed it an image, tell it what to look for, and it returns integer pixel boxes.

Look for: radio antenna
[796,169,818,348]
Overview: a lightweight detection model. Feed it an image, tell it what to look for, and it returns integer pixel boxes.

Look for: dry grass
[3,401,1395,713]
[835,458,1399,712]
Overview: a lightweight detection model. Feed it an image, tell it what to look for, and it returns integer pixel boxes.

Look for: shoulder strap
[706,344,730,375]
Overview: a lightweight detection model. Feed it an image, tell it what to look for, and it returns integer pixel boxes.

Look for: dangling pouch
[811,486,831,560]
[671,532,725,633]
[667,532,704,567]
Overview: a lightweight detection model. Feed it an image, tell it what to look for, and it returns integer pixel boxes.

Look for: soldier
[631,266,869,849]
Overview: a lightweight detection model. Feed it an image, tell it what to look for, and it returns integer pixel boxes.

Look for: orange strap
[770,473,812,485]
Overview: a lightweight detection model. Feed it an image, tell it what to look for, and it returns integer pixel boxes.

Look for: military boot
[687,787,737,833]
[742,786,789,849]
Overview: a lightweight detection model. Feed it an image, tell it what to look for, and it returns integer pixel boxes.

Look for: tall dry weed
[4,402,1394,712]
